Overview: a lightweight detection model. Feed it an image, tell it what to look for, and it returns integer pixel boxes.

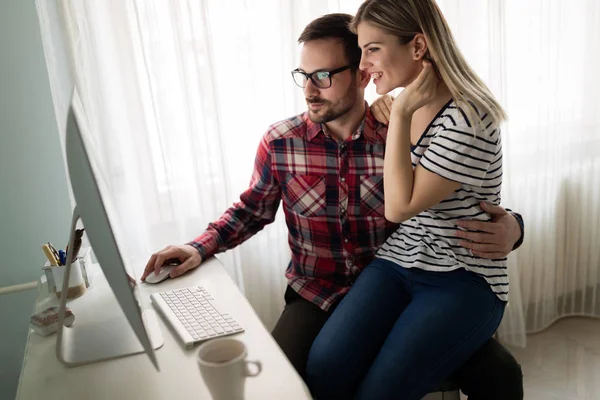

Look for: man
[142,13,524,399]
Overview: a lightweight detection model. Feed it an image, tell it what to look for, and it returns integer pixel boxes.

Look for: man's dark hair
[297,13,361,69]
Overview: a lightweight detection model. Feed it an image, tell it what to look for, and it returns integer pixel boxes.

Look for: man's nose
[304,78,320,97]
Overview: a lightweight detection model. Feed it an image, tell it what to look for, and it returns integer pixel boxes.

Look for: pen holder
[50,258,86,299]
[43,248,92,294]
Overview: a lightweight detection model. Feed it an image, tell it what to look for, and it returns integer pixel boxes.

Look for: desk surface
[17,257,312,400]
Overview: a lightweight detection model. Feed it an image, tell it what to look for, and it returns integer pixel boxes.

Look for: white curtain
[37,0,600,342]
[35,0,372,330]
[438,0,600,346]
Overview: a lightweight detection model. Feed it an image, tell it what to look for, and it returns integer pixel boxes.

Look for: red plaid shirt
[189,106,398,310]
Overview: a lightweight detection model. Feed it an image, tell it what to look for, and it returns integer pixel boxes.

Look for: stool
[421,380,461,400]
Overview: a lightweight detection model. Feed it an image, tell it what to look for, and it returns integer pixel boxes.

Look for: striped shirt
[377,100,509,301]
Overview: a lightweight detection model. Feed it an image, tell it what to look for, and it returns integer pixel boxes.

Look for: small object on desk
[197,338,262,400]
[67,228,85,263]
[42,263,57,293]
[30,306,75,337]
[42,248,92,295]
[58,250,67,266]
[47,242,61,265]
[77,247,92,288]
[143,258,181,284]
[42,244,59,266]
[144,266,176,284]
[51,258,87,299]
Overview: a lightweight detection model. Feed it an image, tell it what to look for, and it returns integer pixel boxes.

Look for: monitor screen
[64,99,158,368]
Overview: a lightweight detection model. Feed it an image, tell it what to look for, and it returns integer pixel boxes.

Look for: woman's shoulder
[441,101,501,142]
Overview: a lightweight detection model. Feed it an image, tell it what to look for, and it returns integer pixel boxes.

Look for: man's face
[297,39,359,124]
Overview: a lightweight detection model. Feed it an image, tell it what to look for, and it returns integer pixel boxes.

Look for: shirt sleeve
[419,113,501,188]
[507,210,525,250]
[187,131,281,259]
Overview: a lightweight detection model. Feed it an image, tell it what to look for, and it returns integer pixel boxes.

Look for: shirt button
[341,177,346,182]
[344,238,349,243]
[346,259,353,268]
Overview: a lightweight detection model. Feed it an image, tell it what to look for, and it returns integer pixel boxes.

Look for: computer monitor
[55,98,162,368]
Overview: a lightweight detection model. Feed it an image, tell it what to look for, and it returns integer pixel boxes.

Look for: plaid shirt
[189,105,398,310]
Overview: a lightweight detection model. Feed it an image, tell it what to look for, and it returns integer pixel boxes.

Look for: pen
[58,250,67,266]
[42,244,59,266]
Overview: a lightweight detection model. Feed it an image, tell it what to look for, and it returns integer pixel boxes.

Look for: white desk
[17,257,312,400]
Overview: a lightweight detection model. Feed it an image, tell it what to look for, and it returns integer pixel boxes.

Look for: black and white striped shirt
[377,100,508,301]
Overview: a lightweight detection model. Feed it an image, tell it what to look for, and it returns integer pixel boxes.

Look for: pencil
[42,244,59,266]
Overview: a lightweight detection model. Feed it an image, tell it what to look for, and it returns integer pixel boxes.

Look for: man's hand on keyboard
[141,244,203,281]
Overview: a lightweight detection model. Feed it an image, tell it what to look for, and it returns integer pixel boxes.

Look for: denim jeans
[306,258,506,400]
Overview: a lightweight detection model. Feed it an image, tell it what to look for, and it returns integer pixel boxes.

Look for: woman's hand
[392,61,439,117]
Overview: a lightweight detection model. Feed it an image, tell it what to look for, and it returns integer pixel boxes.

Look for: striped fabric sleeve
[507,210,525,250]
[419,120,501,187]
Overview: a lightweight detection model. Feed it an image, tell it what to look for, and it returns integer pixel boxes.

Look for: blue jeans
[306,258,506,400]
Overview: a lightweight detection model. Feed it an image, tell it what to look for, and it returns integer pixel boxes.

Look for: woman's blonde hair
[351,0,507,127]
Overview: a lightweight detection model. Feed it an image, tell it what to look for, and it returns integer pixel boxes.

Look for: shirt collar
[304,102,382,143]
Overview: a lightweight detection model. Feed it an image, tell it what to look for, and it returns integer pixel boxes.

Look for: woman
[306,1,509,399]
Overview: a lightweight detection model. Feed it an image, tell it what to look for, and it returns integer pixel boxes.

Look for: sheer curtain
[37,0,600,341]
[35,0,373,330]
[438,0,600,346]
[501,0,600,341]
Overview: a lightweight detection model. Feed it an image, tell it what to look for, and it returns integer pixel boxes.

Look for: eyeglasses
[291,65,353,89]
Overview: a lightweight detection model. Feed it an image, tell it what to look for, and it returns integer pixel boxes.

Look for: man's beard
[306,87,356,124]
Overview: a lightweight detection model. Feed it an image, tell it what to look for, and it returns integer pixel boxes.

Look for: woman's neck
[425,83,453,114]
[410,83,453,145]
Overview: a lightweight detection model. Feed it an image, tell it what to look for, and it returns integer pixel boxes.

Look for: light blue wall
[0,0,71,398]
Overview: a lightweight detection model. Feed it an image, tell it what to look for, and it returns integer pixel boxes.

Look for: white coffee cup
[197,338,262,400]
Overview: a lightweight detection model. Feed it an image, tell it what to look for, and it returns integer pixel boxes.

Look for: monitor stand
[55,206,163,367]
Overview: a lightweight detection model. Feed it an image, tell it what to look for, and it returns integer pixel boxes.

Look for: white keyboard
[150,286,244,348]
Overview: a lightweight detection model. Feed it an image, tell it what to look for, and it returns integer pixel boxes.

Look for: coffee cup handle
[244,360,262,377]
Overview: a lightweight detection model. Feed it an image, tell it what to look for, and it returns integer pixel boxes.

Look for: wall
[0,0,71,398]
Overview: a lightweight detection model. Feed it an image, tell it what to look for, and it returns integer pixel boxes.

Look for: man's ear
[412,33,428,60]
[358,68,371,89]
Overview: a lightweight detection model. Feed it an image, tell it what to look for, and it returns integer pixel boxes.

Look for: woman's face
[357,22,423,95]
